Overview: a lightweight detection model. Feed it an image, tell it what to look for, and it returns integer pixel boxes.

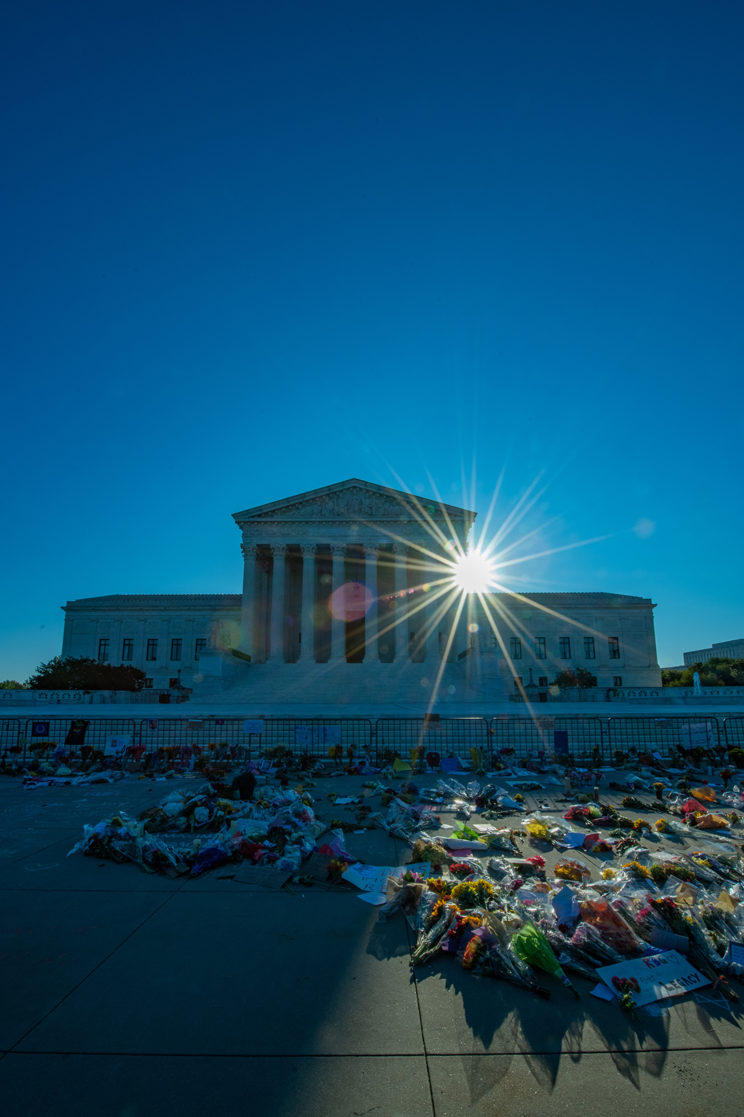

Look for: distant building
[683,639,744,667]
[61,478,662,703]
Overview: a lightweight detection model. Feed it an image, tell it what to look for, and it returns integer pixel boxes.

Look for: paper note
[590,983,616,1002]
[341,862,430,893]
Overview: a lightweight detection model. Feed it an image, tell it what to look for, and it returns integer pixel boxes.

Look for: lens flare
[451,549,497,594]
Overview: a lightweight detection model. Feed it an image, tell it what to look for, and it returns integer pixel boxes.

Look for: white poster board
[596,950,709,1006]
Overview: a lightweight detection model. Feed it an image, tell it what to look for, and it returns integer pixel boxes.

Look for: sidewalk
[1,773,743,1116]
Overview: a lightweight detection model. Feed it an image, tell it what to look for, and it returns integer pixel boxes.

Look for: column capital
[240,543,258,558]
[329,544,346,556]
[299,543,316,556]
[273,543,289,556]
[390,542,407,555]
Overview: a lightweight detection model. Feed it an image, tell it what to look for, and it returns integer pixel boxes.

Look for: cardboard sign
[596,950,709,1007]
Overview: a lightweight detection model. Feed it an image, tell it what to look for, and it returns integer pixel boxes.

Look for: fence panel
[374,717,490,764]
[490,716,607,760]
[607,716,721,756]
[723,718,744,749]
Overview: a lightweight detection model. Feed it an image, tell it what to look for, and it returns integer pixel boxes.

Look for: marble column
[392,543,408,662]
[299,545,316,661]
[360,545,374,660]
[330,544,346,662]
[269,544,288,662]
[240,543,257,660]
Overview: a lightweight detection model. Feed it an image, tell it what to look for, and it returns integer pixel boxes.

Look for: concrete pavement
[1,773,743,1116]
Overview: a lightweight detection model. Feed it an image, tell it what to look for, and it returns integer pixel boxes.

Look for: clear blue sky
[3,1,743,680]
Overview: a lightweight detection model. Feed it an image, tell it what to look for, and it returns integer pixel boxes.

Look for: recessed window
[194,638,207,660]
[146,639,158,661]
[609,636,621,659]
[170,638,182,661]
[535,637,546,659]
[559,637,571,659]
[613,676,623,687]
[538,676,548,687]
[169,677,179,688]
[121,638,133,662]
[513,676,523,688]
[510,637,522,660]
[584,637,595,660]
[97,638,110,663]
[144,677,153,688]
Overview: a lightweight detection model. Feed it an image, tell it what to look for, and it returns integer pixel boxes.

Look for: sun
[450,548,497,594]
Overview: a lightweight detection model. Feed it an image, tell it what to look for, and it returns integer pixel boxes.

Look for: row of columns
[240,542,437,664]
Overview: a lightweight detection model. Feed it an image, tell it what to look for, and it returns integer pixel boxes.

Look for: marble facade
[61,478,662,702]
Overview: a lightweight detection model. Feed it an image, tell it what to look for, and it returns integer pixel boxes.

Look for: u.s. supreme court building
[61,479,661,706]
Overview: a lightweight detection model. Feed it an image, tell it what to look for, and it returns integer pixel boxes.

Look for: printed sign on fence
[295,725,341,747]
[679,722,714,750]
[242,720,264,734]
[105,734,132,756]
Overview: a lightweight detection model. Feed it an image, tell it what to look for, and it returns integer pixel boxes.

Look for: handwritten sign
[596,950,709,1007]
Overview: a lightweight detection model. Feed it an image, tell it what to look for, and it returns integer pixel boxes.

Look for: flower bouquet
[411,901,458,965]
[451,878,494,908]
[534,921,598,982]
[578,899,644,956]
[622,795,649,810]
[510,920,578,996]
[410,837,449,867]
[449,860,477,880]
[652,897,738,1000]
[482,828,521,854]
[554,859,590,882]
[479,912,552,998]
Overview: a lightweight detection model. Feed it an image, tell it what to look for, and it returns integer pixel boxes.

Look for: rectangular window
[97,638,110,663]
[613,676,623,687]
[121,638,133,662]
[609,636,621,659]
[559,637,571,659]
[538,676,548,687]
[144,677,153,689]
[535,637,546,659]
[169,677,179,688]
[194,638,207,660]
[170,638,182,661]
[584,637,595,659]
[510,637,522,660]
[513,676,523,688]
[146,639,158,661]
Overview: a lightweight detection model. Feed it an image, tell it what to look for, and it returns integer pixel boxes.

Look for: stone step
[192,655,509,706]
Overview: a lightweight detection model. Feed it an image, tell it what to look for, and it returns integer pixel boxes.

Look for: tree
[0,679,26,689]
[26,656,146,691]
[553,667,597,690]
[663,658,744,688]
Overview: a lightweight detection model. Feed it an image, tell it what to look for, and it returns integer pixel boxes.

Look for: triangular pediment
[233,478,475,525]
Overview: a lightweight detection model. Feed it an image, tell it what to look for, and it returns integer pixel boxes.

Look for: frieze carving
[240,486,466,524]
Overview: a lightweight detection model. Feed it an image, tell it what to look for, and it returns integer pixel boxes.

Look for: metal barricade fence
[0,718,22,761]
[723,717,744,749]
[606,716,721,755]
[373,717,490,766]
[2,713,743,771]
[489,716,607,761]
